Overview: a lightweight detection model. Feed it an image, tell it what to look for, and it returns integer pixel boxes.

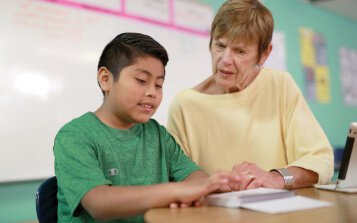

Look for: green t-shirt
[54,112,200,223]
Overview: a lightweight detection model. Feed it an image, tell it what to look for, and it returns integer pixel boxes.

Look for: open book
[206,188,332,214]
[206,188,294,208]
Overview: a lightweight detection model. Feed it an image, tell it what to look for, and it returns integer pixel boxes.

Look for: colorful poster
[299,27,330,103]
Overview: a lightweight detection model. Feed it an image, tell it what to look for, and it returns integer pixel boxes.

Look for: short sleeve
[159,125,200,182]
[54,128,111,216]
[283,74,334,184]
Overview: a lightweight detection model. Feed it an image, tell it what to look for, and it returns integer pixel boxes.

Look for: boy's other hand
[169,171,240,208]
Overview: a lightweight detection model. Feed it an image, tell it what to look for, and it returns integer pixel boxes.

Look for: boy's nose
[145,86,157,98]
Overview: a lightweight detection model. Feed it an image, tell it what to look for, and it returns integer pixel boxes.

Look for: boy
[54,32,239,222]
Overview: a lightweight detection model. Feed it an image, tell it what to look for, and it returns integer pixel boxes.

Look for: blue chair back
[35,176,58,223]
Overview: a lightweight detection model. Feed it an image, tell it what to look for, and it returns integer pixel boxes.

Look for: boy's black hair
[97,32,169,95]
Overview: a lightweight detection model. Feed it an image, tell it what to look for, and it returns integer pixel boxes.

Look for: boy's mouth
[139,102,155,113]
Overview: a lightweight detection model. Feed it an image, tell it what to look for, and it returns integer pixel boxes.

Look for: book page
[241,196,332,214]
[208,188,292,198]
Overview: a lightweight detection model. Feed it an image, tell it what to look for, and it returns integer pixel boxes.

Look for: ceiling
[309,0,357,22]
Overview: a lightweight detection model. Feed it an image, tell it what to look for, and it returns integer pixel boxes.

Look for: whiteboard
[0,0,212,182]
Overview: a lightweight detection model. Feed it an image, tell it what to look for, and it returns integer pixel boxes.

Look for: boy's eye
[155,84,163,89]
[136,78,146,84]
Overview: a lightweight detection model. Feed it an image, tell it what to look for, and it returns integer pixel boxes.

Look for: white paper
[265,31,287,71]
[125,0,170,23]
[241,195,332,214]
[174,0,213,32]
[339,47,357,106]
[70,0,121,11]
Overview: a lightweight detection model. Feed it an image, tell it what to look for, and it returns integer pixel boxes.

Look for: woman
[167,0,333,190]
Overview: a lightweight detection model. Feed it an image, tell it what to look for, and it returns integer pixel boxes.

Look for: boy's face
[102,57,165,129]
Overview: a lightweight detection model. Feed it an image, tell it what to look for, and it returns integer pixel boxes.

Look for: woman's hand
[231,162,285,190]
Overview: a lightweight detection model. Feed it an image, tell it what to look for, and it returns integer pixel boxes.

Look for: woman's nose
[221,48,234,65]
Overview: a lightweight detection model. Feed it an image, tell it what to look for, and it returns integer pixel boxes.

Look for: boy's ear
[97,67,112,94]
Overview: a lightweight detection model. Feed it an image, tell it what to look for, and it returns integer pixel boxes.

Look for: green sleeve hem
[69,179,112,217]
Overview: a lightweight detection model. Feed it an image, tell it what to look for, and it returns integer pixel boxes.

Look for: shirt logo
[107,168,118,176]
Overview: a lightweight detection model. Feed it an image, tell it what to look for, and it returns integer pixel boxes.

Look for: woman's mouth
[219,69,234,78]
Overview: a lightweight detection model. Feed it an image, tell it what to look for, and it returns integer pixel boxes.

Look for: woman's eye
[216,43,225,49]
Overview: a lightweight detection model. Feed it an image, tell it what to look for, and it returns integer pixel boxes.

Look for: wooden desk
[144,187,357,223]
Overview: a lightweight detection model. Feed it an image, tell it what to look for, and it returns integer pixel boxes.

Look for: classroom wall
[0,180,42,223]
[265,0,357,147]
[0,0,213,183]
[1,0,356,222]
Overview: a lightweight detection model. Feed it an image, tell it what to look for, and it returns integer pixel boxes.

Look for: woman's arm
[231,162,318,190]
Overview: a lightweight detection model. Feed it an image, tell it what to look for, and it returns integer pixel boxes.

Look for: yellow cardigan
[167,68,333,184]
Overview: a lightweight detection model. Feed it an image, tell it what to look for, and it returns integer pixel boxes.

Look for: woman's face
[210,37,264,92]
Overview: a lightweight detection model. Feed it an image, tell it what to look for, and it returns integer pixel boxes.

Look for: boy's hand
[169,171,240,208]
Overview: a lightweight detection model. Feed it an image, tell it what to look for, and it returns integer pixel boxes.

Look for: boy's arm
[81,171,238,221]
[183,169,208,182]
[81,183,182,221]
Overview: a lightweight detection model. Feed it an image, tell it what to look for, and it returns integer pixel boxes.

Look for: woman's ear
[97,67,112,94]
[258,42,273,66]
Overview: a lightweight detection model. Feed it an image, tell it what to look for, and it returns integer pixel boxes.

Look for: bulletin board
[0,0,213,182]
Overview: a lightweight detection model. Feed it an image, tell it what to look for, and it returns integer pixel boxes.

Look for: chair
[35,176,58,223]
